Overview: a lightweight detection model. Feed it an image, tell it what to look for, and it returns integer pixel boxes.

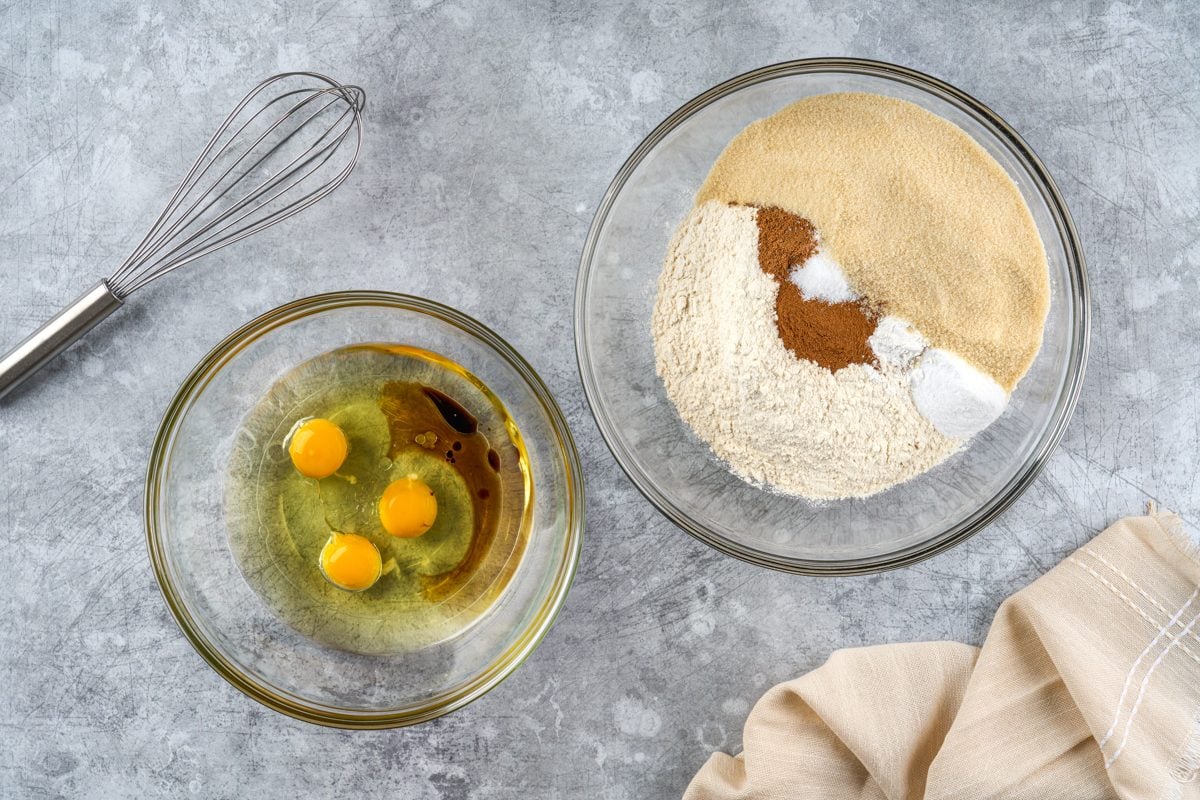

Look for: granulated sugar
[792,250,857,303]
[652,202,959,500]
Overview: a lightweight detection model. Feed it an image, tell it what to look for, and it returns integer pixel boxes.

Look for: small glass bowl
[145,292,584,727]
[575,59,1089,575]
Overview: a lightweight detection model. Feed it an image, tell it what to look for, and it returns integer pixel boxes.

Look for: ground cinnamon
[756,206,817,281]
[754,206,877,372]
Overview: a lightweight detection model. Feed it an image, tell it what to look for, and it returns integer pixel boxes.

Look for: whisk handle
[0,281,123,401]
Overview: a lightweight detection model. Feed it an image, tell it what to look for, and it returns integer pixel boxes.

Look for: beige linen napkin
[685,512,1200,800]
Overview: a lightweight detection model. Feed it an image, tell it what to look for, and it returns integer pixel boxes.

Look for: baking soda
[910,348,1008,438]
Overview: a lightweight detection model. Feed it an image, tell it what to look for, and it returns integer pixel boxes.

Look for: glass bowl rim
[145,290,585,728]
[573,57,1090,576]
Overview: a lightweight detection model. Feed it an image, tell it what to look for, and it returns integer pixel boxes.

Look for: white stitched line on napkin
[1107,605,1200,768]
[1097,586,1199,753]
[1068,558,1200,669]
[1083,548,1200,648]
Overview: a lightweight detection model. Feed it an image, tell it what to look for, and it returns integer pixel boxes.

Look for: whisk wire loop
[0,71,364,401]
[107,72,364,298]
[118,90,361,294]
[125,89,344,270]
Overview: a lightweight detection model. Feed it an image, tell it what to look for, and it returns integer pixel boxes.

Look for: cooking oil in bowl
[226,344,532,655]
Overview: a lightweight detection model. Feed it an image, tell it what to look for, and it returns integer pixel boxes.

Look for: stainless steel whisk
[0,71,365,400]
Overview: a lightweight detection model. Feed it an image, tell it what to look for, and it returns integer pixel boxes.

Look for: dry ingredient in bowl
[653,92,1051,500]
[756,206,879,372]
[696,92,1050,390]
[654,202,959,500]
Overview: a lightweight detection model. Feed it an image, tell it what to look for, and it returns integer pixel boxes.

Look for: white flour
[653,202,961,500]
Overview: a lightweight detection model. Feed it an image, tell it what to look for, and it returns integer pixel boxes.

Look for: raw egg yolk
[319,532,382,592]
[379,475,438,538]
[288,418,348,479]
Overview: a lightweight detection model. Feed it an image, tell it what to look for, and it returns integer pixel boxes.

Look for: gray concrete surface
[1,1,1198,797]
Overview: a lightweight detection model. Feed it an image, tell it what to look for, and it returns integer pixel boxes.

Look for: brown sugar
[697,92,1050,390]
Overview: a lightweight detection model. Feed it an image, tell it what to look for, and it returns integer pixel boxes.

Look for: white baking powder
[869,315,928,368]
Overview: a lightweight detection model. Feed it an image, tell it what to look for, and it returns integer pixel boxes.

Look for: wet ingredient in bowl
[226,344,531,654]
[286,417,349,479]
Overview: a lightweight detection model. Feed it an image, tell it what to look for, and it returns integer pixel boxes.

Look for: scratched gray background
[1,1,1197,797]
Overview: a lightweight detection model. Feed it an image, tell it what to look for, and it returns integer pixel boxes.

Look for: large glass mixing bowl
[146,292,584,727]
[575,59,1088,575]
